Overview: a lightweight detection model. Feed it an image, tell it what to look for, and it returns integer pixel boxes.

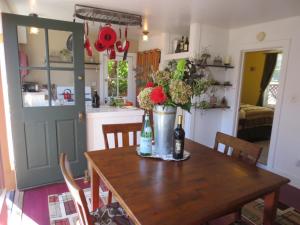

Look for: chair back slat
[114,132,119,148]
[213,132,262,165]
[102,123,143,149]
[122,132,130,147]
[59,153,92,225]
[133,131,137,146]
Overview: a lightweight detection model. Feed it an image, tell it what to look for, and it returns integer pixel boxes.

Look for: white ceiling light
[29,13,39,35]
[29,27,39,34]
[142,30,149,41]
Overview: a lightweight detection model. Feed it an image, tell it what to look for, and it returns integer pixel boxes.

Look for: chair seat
[91,202,134,225]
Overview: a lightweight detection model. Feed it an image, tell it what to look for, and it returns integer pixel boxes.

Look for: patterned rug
[48,188,112,225]
[242,198,300,225]
[48,189,300,225]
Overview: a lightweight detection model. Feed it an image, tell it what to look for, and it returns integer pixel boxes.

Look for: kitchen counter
[86,105,144,151]
[86,105,144,118]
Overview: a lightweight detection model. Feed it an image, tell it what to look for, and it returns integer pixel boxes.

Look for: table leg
[108,191,112,204]
[263,190,279,225]
[91,168,100,211]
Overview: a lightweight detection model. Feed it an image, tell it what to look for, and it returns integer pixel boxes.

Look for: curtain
[257,53,278,106]
[136,49,161,96]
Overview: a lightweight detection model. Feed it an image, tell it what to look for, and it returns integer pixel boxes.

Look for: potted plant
[137,59,211,156]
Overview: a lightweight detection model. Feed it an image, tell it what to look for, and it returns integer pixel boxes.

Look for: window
[264,54,282,107]
[107,60,128,97]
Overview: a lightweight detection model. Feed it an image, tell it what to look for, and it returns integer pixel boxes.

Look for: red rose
[146,81,154,88]
[150,86,167,104]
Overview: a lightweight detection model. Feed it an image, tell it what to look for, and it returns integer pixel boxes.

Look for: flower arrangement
[137,59,211,112]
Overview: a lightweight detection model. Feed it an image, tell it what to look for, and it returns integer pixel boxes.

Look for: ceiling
[7,0,300,39]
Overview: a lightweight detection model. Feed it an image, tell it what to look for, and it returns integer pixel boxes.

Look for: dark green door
[2,13,86,189]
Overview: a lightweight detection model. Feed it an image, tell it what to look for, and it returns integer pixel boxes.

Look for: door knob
[78,76,84,80]
[78,112,85,121]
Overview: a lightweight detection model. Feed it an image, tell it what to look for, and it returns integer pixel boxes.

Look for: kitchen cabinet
[86,105,144,151]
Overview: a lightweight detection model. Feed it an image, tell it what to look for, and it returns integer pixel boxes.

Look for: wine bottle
[173,115,185,159]
[140,113,152,156]
[184,37,189,52]
[92,90,100,108]
[179,36,184,52]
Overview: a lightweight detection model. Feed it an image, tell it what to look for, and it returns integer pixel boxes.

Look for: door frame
[100,53,137,104]
[232,39,291,170]
[0,37,16,190]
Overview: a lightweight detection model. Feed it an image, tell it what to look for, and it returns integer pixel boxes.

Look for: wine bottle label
[140,137,152,154]
[175,139,183,154]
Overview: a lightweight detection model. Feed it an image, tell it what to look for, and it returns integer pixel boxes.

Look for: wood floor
[0,181,299,225]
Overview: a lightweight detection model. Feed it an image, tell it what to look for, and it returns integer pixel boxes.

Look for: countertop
[86,105,144,118]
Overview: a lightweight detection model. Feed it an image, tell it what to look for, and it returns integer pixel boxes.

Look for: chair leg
[108,190,112,204]
[234,208,242,223]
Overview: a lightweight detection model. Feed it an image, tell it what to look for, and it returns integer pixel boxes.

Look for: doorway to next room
[237,50,283,165]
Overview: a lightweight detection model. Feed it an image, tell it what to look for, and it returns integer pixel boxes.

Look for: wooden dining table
[84,139,289,225]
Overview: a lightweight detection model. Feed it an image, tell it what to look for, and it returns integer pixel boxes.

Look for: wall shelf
[199,64,234,69]
[195,105,230,110]
[163,51,191,61]
[211,84,232,87]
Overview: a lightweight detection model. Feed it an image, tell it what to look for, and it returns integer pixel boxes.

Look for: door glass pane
[22,70,50,107]
[48,30,73,68]
[50,71,75,106]
[17,26,47,67]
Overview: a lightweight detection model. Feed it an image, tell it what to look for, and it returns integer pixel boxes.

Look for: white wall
[185,24,230,147]
[138,34,164,51]
[225,16,300,188]
[0,0,12,12]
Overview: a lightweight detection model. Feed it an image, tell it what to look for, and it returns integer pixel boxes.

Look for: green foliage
[193,100,210,109]
[192,78,212,96]
[107,60,128,97]
[117,61,128,79]
[137,59,211,112]
[173,59,186,80]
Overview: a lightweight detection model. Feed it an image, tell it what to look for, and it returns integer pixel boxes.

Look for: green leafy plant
[173,59,186,80]
[193,100,210,109]
[192,78,212,96]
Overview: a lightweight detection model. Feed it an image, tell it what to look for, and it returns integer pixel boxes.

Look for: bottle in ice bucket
[140,112,152,156]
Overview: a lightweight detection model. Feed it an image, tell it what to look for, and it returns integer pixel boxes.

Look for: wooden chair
[102,123,143,149]
[213,131,262,165]
[59,153,132,225]
[102,123,143,203]
[211,132,263,225]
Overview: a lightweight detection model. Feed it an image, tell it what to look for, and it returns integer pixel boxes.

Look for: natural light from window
[264,53,282,107]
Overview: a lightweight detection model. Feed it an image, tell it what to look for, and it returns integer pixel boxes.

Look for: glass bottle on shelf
[179,36,185,52]
[184,37,189,52]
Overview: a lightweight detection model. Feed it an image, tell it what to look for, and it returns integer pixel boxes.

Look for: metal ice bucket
[153,105,176,155]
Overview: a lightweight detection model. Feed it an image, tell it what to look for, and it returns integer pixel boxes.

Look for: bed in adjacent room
[238,104,274,142]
